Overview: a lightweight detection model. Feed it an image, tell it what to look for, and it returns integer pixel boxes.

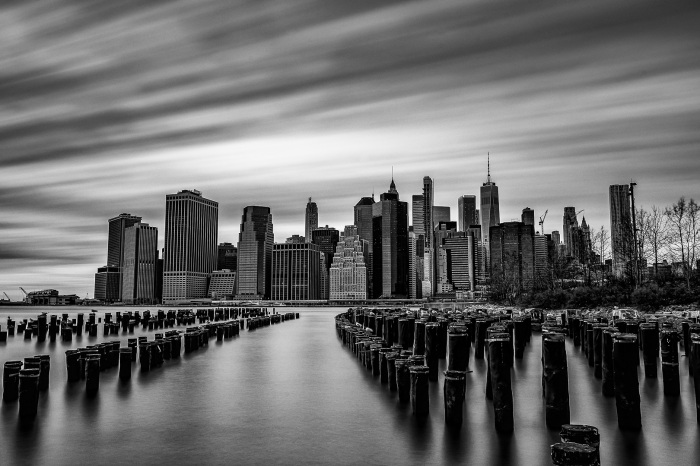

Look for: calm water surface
[1,306,699,465]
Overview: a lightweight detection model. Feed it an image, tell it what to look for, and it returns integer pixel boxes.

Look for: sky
[1,0,699,299]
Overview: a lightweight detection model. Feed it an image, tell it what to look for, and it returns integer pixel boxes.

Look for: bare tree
[644,205,670,280]
[665,197,699,289]
[591,225,610,286]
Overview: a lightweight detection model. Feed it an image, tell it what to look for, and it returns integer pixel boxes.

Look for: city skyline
[1,0,699,297]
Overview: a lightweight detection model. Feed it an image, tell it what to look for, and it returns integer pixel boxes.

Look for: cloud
[1,0,699,294]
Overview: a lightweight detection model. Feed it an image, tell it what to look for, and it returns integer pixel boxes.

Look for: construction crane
[538,209,548,234]
[576,209,584,217]
[19,287,29,303]
[3,292,10,301]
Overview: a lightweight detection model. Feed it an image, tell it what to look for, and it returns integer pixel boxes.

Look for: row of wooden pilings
[566,314,700,426]
[335,308,603,466]
[1,308,272,343]
[2,311,299,421]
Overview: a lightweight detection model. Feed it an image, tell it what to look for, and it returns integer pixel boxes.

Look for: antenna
[308,196,312,203]
[487,152,491,183]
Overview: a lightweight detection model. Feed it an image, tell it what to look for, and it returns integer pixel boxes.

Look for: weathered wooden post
[586,322,594,367]
[18,368,40,419]
[387,352,399,392]
[613,334,641,430]
[413,320,426,356]
[443,370,467,427]
[691,334,700,423]
[65,350,81,382]
[602,328,619,397]
[550,443,599,466]
[571,318,581,347]
[592,324,605,379]
[475,319,490,360]
[3,361,23,402]
[489,335,514,432]
[409,365,430,417]
[660,329,680,396]
[447,326,469,371]
[395,358,411,403]
[36,355,50,391]
[640,323,659,378]
[560,424,600,463]
[424,322,440,381]
[543,333,570,428]
[514,318,527,359]
[119,347,132,380]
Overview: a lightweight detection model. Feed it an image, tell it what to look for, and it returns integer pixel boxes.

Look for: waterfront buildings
[563,207,578,258]
[162,190,218,304]
[422,176,435,297]
[271,242,321,300]
[412,195,424,237]
[433,206,450,225]
[329,230,368,301]
[354,195,375,298]
[609,184,633,278]
[522,207,535,227]
[458,195,478,232]
[305,198,318,243]
[372,179,409,298]
[208,269,236,299]
[121,222,159,304]
[312,226,340,300]
[237,206,274,299]
[94,266,120,303]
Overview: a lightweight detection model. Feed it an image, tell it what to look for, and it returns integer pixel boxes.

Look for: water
[1,306,699,465]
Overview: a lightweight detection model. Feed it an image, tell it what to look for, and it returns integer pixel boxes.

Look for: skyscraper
[163,190,218,304]
[412,195,424,236]
[329,231,367,301]
[480,155,500,274]
[372,178,409,298]
[122,222,159,305]
[522,207,535,227]
[312,226,340,300]
[490,221,535,292]
[609,184,633,277]
[433,206,451,225]
[237,206,274,299]
[458,195,478,232]
[422,176,435,296]
[217,242,237,271]
[354,195,375,298]
[305,198,318,243]
[271,242,321,301]
[95,212,142,302]
[562,207,579,258]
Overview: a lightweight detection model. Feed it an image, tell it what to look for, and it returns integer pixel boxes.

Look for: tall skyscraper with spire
[480,154,500,273]
[163,190,218,304]
[305,198,318,243]
[372,177,409,298]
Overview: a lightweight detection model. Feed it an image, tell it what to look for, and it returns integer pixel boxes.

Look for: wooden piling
[488,336,514,432]
[85,354,101,396]
[18,369,40,419]
[395,358,411,404]
[543,333,570,428]
[119,347,132,380]
[447,326,469,371]
[443,370,467,427]
[691,334,700,423]
[640,323,659,378]
[409,365,430,417]
[593,324,605,379]
[3,361,23,402]
[560,424,600,464]
[660,329,680,396]
[424,323,440,382]
[613,334,641,430]
[551,442,599,466]
[413,320,426,356]
[601,328,619,397]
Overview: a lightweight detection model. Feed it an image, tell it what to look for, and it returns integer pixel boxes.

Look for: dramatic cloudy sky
[1,0,699,298]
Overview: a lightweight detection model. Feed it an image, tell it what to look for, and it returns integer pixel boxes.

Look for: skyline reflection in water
[0,306,699,465]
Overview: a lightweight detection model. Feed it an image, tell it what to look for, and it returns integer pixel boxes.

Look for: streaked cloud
[1,0,699,297]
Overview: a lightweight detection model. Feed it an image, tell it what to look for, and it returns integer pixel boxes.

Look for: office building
[237,206,274,299]
[208,270,236,299]
[422,177,435,296]
[458,195,478,232]
[122,222,159,305]
[93,213,142,302]
[94,266,120,303]
[271,243,321,301]
[433,206,450,226]
[217,242,237,271]
[372,178,409,298]
[412,195,425,236]
[489,221,535,292]
[609,184,633,277]
[305,198,318,243]
[563,207,579,258]
[163,190,218,304]
[329,232,367,301]
[522,207,535,227]
[480,156,500,274]
[354,195,375,298]
[312,226,340,300]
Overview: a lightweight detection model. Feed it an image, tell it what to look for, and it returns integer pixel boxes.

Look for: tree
[665,197,699,289]
[591,225,610,286]
[644,205,670,281]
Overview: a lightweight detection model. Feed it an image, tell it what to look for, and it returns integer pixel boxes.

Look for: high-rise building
[609,184,633,277]
[286,235,306,244]
[534,233,548,281]
[217,243,237,271]
[433,206,451,225]
[122,222,159,305]
[412,195,425,236]
[458,195,478,232]
[442,234,475,295]
[490,221,535,292]
[94,213,142,302]
[408,231,425,300]
[480,156,500,274]
[237,206,274,299]
[522,207,535,227]
[422,177,435,296]
[562,207,579,258]
[329,232,367,301]
[271,242,321,301]
[305,198,318,243]
[163,190,218,304]
[354,195,375,298]
[372,178,409,298]
[312,226,340,300]
[551,231,561,247]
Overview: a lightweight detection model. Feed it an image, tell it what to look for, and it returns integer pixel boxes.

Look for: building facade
[122,222,159,305]
[489,221,535,293]
[237,206,274,299]
[609,184,633,278]
[305,198,318,243]
[208,270,236,299]
[271,243,321,301]
[217,243,237,271]
[372,179,409,298]
[329,233,367,301]
[163,190,218,303]
[480,159,500,276]
[458,195,478,232]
